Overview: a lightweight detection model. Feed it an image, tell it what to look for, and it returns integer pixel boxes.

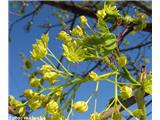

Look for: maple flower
[80,15,88,25]
[120,86,132,100]
[70,25,83,36]
[72,101,88,113]
[30,33,49,61]
[45,100,59,114]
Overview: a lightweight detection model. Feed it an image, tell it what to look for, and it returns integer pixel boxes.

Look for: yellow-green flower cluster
[96,9,106,19]
[45,100,59,114]
[28,93,48,110]
[57,30,72,42]
[133,109,144,118]
[111,111,122,120]
[120,86,132,100]
[40,64,58,84]
[30,77,41,87]
[70,25,84,36]
[88,112,100,120]
[72,101,88,113]
[9,96,26,117]
[80,16,88,25]
[118,55,127,68]
[62,41,87,63]
[30,33,49,61]
[52,87,63,97]
[96,2,119,19]
[23,89,34,98]
[88,71,98,81]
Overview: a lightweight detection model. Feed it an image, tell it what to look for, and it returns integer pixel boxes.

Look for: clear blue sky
[9,2,152,120]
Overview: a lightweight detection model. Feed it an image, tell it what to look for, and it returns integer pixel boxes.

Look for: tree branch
[100,94,149,120]
[42,1,152,33]
[120,41,152,52]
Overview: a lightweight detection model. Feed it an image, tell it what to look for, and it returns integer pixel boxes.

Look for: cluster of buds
[96,3,119,19]
[40,64,58,84]
[30,77,41,87]
[70,25,84,36]
[45,100,59,115]
[88,112,100,120]
[111,111,122,120]
[24,89,48,110]
[57,30,72,42]
[133,109,144,118]
[72,101,88,113]
[88,71,98,81]
[30,33,49,61]
[118,55,127,68]
[120,86,132,100]
[9,96,26,117]
[80,16,88,25]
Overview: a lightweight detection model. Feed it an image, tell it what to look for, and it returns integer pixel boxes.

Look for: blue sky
[9,2,152,120]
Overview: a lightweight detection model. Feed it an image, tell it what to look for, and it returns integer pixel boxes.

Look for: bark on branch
[42,1,152,33]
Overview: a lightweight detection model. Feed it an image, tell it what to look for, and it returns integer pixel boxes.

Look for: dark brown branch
[129,1,152,16]
[100,94,149,120]
[120,41,152,52]
[42,1,152,33]
[9,3,43,37]
[9,106,19,117]
[126,99,152,120]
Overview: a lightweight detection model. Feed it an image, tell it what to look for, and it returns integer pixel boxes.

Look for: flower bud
[112,111,122,120]
[45,100,59,114]
[30,34,49,61]
[133,109,144,118]
[88,112,100,120]
[96,9,106,19]
[57,30,72,42]
[70,25,83,36]
[118,55,127,67]
[30,77,41,87]
[88,71,98,81]
[80,16,88,25]
[43,71,58,84]
[39,94,48,107]
[120,86,132,100]
[73,101,88,113]
[23,89,33,98]
[16,106,26,117]
[28,96,42,110]
[40,64,53,74]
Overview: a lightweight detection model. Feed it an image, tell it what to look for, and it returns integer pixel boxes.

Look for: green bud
[133,109,144,118]
[23,89,33,98]
[120,86,132,100]
[28,96,42,110]
[45,100,59,114]
[112,111,122,120]
[88,112,100,120]
[88,71,98,81]
[118,55,127,67]
[30,77,41,87]
[73,101,88,113]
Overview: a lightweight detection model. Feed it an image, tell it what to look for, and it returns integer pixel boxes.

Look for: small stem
[45,56,57,68]
[114,73,118,106]
[67,100,73,120]
[94,82,99,113]
[117,99,138,120]
[98,71,118,80]
[47,48,73,76]
[86,23,95,33]
[40,58,48,65]
[86,95,92,104]
[104,99,115,112]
